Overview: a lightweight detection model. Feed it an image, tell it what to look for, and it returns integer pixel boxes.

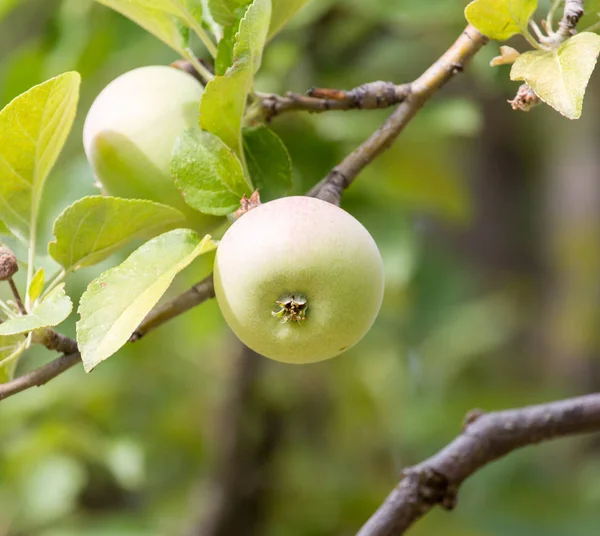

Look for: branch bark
[309,24,488,205]
[556,0,584,40]
[130,273,215,341]
[259,82,410,120]
[357,393,600,536]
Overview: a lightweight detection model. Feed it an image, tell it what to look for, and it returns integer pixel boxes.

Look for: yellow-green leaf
[510,32,600,119]
[0,284,72,336]
[200,60,253,157]
[233,0,271,74]
[200,0,270,157]
[465,0,537,40]
[0,72,80,242]
[49,196,185,272]
[96,0,191,57]
[95,0,215,57]
[28,267,45,304]
[76,230,216,372]
[0,334,28,383]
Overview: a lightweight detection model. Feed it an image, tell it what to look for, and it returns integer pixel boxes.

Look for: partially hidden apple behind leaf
[83,65,221,231]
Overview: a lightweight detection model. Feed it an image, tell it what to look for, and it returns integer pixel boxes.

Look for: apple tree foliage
[0,0,599,379]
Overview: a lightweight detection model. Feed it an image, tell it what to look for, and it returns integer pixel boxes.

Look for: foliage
[1,0,600,534]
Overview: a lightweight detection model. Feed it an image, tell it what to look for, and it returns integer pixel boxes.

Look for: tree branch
[556,0,584,40]
[130,273,215,341]
[258,82,410,121]
[357,393,600,536]
[0,350,80,401]
[309,24,488,205]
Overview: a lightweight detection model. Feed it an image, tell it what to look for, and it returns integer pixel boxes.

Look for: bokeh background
[2,0,600,535]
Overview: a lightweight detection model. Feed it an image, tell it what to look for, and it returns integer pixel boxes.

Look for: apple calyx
[272,293,308,324]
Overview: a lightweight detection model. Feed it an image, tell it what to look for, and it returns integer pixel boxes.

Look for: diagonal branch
[357,393,600,536]
[310,24,488,205]
[0,350,80,401]
[130,273,215,341]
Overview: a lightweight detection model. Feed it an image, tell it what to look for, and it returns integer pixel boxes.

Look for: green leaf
[199,61,253,156]
[96,0,190,56]
[233,0,271,74]
[0,219,10,236]
[208,0,249,26]
[215,14,241,75]
[243,126,292,201]
[200,0,270,155]
[0,72,80,242]
[465,0,537,40]
[95,0,215,57]
[0,284,72,336]
[28,268,45,304]
[510,32,600,119]
[0,334,28,383]
[76,229,216,372]
[172,129,250,215]
[48,196,185,272]
[268,0,310,38]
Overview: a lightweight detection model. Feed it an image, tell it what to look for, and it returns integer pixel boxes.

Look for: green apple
[83,65,219,230]
[214,196,384,364]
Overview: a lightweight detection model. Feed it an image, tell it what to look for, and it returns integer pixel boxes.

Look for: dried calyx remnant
[0,246,18,281]
[272,293,308,323]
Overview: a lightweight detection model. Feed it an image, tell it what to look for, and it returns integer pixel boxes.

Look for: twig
[7,278,26,314]
[357,393,600,536]
[259,82,410,121]
[310,24,488,205]
[171,58,214,86]
[130,273,215,341]
[0,351,80,401]
[555,0,584,40]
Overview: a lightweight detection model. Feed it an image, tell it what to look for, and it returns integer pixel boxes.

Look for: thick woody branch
[310,24,488,205]
[357,393,600,536]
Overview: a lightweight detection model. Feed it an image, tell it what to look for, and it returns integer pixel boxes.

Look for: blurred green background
[2,0,600,535]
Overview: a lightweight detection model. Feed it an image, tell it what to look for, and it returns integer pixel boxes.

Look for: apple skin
[214,196,385,364]
[83,65,219,230]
